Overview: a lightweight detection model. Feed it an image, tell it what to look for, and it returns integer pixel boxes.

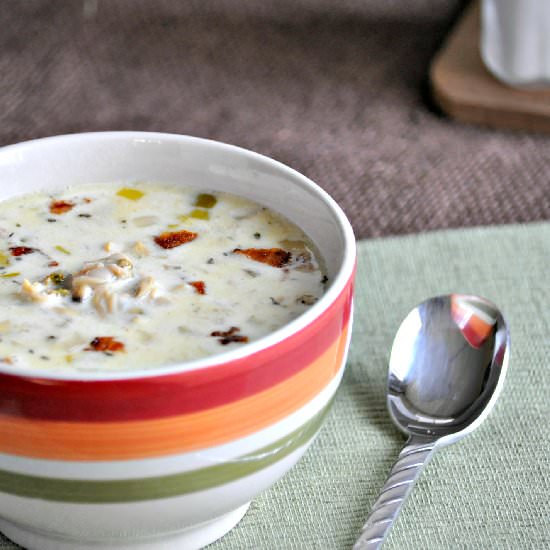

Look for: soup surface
[0,183,326,372]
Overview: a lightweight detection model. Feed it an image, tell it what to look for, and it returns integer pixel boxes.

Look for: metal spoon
[353,294,510,549]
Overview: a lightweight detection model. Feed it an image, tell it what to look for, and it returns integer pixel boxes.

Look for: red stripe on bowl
[0,275,353,422]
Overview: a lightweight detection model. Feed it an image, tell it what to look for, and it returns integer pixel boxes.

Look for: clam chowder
[0,183,326,372]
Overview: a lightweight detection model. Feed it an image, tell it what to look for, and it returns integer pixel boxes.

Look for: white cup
[481,0,550,87]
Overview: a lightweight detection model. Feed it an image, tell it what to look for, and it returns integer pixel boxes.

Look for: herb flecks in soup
[0,183,326,372]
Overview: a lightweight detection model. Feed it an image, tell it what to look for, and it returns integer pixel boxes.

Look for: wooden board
[430,0,550,133]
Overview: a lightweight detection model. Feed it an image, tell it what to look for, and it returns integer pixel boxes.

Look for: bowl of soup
[0,132,355,549]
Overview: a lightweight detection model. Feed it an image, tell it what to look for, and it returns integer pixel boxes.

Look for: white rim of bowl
[0,131,356,381]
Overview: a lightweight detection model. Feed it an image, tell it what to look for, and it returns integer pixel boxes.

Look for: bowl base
[0,502,250,550]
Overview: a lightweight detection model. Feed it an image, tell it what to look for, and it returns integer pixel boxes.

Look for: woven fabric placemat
[1,0,549,240]
[1,221,548,549]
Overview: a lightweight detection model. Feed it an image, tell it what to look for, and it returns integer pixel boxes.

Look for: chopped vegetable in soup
[0,183,327,372]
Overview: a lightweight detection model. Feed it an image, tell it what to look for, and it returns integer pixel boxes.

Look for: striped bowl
[0,133,356,549]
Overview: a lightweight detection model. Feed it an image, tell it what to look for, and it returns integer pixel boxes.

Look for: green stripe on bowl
[0,400,333,503]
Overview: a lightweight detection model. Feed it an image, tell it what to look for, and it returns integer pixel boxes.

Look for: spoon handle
[352,434,437,550]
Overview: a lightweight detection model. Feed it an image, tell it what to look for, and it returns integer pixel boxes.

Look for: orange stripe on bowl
[0,323,349,461]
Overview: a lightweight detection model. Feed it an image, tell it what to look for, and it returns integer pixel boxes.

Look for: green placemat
[1,222,549,549]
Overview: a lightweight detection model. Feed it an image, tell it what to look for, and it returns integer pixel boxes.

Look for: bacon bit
[9,246,35,257]
[83,197,93,203]
[48,261,59,267]
[154,230,198,249]
[233,248,291,268]
[189,281,206,295]
[211,326,240,338]
[210,326,249,345]
[85,336,125,353]
[0,357,13,364]
[219,334,249,345]
[50,200,75,215]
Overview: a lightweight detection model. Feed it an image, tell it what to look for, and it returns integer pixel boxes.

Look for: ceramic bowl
[0,132,355,550]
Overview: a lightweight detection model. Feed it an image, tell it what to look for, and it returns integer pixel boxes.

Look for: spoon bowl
[354,294,509,549]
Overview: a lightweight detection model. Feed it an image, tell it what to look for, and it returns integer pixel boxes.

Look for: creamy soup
[0,183,327,372]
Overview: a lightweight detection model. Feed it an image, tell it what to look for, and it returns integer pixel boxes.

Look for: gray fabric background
[1,0,549,239]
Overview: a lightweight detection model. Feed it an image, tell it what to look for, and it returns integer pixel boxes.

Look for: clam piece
[75,254,133,279]
[71,253,134,303]
[135,276,158,300]
[107,264,127,278]
[71,270,112,302]
[20,279,63,305]
[21,279,48,303]
[133,241,150,257]
[92,287,117,315]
